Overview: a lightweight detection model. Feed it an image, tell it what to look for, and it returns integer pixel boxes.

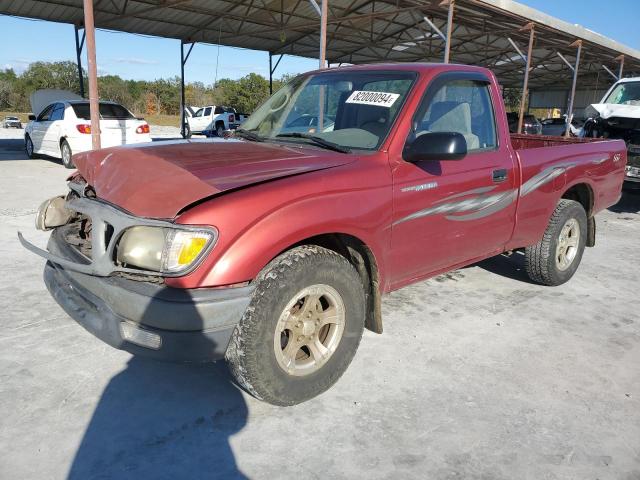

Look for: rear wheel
[226,245,365,406]
[215,123,225,137]
[525,199,587,286]
[60,140,74,169]
[25,135,36,159]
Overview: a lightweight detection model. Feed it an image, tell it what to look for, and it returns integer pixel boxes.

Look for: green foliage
[0,60,291,116]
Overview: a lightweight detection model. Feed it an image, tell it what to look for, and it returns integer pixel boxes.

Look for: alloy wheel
[273,284,345,376]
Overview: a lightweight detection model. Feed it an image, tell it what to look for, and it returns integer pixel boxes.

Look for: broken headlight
[116,226,217,275]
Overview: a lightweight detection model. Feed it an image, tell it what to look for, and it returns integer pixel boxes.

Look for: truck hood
[585,103,640,120]
[72,139,355,219]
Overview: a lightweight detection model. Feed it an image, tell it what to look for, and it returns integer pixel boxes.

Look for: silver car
[3,116,22,129]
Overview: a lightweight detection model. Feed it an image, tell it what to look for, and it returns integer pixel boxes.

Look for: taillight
[76,124,91,134]
[229,114,235,123]
[136,124,150,134]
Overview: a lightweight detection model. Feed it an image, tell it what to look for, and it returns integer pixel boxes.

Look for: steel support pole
[179,41,195,138]
[616,54,625,79]
[319,0,328,69]
[443,0,455,64]
[83,0,100,150]
[565,40,582,137]
[269,53,273,94]
[517,24,535,135]
[180,42,186,138]
[318,0,328,130]
[74,25,86,98]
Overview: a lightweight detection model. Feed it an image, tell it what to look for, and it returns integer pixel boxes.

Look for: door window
[205,107,213,116]
[49,103,65,121]
[194,108,203,118]
[37,104,54,122]
[413,79,497,152]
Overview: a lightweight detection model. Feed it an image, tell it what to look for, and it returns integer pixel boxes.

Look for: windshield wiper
[275,132,351,153]
[235,128,265,142]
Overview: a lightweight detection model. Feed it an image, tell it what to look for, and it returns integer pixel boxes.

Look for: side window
[213,106,223,114]
[50,103,65,121]
[37,104,54,122]
[205,107,214,116]
[194,108,203,118]
[415,79,497,152]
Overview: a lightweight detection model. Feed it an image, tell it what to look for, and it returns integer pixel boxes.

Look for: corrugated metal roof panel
[0,0,638,88]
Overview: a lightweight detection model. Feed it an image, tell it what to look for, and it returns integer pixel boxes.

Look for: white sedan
[25,90,151,168]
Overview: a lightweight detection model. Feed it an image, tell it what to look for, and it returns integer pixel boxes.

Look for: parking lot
[0,125,639,479]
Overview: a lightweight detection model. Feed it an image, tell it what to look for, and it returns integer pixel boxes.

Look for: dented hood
[585,103,640,120]
[72,139,355,219]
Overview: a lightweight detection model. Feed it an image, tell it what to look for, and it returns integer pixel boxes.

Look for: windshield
[241,70,416,150]
[71,102,135,120]
[603,81,640,106]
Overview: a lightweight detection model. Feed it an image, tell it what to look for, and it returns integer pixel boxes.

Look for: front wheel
[25,135,37,159]
[525,199,587,286]
[60,140,74,169]
[226,245,365,406]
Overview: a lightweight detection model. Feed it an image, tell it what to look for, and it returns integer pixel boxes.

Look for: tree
[0,61,291,115]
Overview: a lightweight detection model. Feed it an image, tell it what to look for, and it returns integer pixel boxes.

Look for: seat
[357,105,389,139]
[420,101,480,150]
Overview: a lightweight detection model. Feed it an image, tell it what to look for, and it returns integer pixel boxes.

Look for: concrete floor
[1,131,639,480]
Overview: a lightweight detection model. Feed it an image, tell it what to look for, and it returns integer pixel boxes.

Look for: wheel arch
[280,233,383,334]
[561,182,595,246]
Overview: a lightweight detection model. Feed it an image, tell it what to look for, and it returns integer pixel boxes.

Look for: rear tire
[215,123,225,137]
[25,135,37,159]
[226,245,365,406]
[60,140,74,169]
[525,199,587,286]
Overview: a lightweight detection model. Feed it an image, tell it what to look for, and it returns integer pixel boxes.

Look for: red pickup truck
[21,63,626,406]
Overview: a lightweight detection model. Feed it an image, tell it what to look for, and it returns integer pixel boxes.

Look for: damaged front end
[19,178,218,279]
[18,178,252,362]
[583,105,640,186]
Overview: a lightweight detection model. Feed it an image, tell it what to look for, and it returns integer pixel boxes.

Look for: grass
[138,114,180,127]
[0,112,30,123]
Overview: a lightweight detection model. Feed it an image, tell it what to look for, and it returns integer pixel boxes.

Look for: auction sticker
[345,90,399,108]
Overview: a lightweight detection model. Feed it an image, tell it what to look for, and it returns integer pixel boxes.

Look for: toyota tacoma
[20,64,626,405]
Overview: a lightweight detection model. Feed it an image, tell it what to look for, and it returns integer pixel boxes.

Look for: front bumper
[625,164,640,188]
[42,230,253,362]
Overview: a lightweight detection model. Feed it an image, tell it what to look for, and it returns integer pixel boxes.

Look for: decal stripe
[394,162,577,225]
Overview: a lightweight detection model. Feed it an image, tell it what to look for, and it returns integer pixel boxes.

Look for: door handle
[492,169,508,183]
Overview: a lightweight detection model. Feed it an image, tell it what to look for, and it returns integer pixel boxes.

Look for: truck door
[190,107,206,132]
[390,72,517,286]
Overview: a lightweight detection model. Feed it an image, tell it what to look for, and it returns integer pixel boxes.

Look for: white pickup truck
[185,105,239,137]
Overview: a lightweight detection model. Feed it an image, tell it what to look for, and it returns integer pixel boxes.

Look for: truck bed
[510,133,602,150]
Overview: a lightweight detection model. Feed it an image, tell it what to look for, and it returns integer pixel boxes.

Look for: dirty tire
[525,199,587,286]
[60,139,74,169]
[226,245,365,406]
[215,123,225,137]
[25,134,37,159]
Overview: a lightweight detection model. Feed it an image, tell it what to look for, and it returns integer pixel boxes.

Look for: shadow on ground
[473,250,536,285]
[0,138,64,165]
[67,287,249,480]
[608,188,640,214]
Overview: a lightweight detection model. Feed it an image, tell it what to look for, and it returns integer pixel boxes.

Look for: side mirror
[28,114,36,121]
[403,131,467,162]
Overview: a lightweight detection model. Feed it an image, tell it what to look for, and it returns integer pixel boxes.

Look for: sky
[0,0,639,84]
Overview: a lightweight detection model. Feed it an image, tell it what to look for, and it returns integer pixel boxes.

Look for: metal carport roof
[1,0,639,89]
